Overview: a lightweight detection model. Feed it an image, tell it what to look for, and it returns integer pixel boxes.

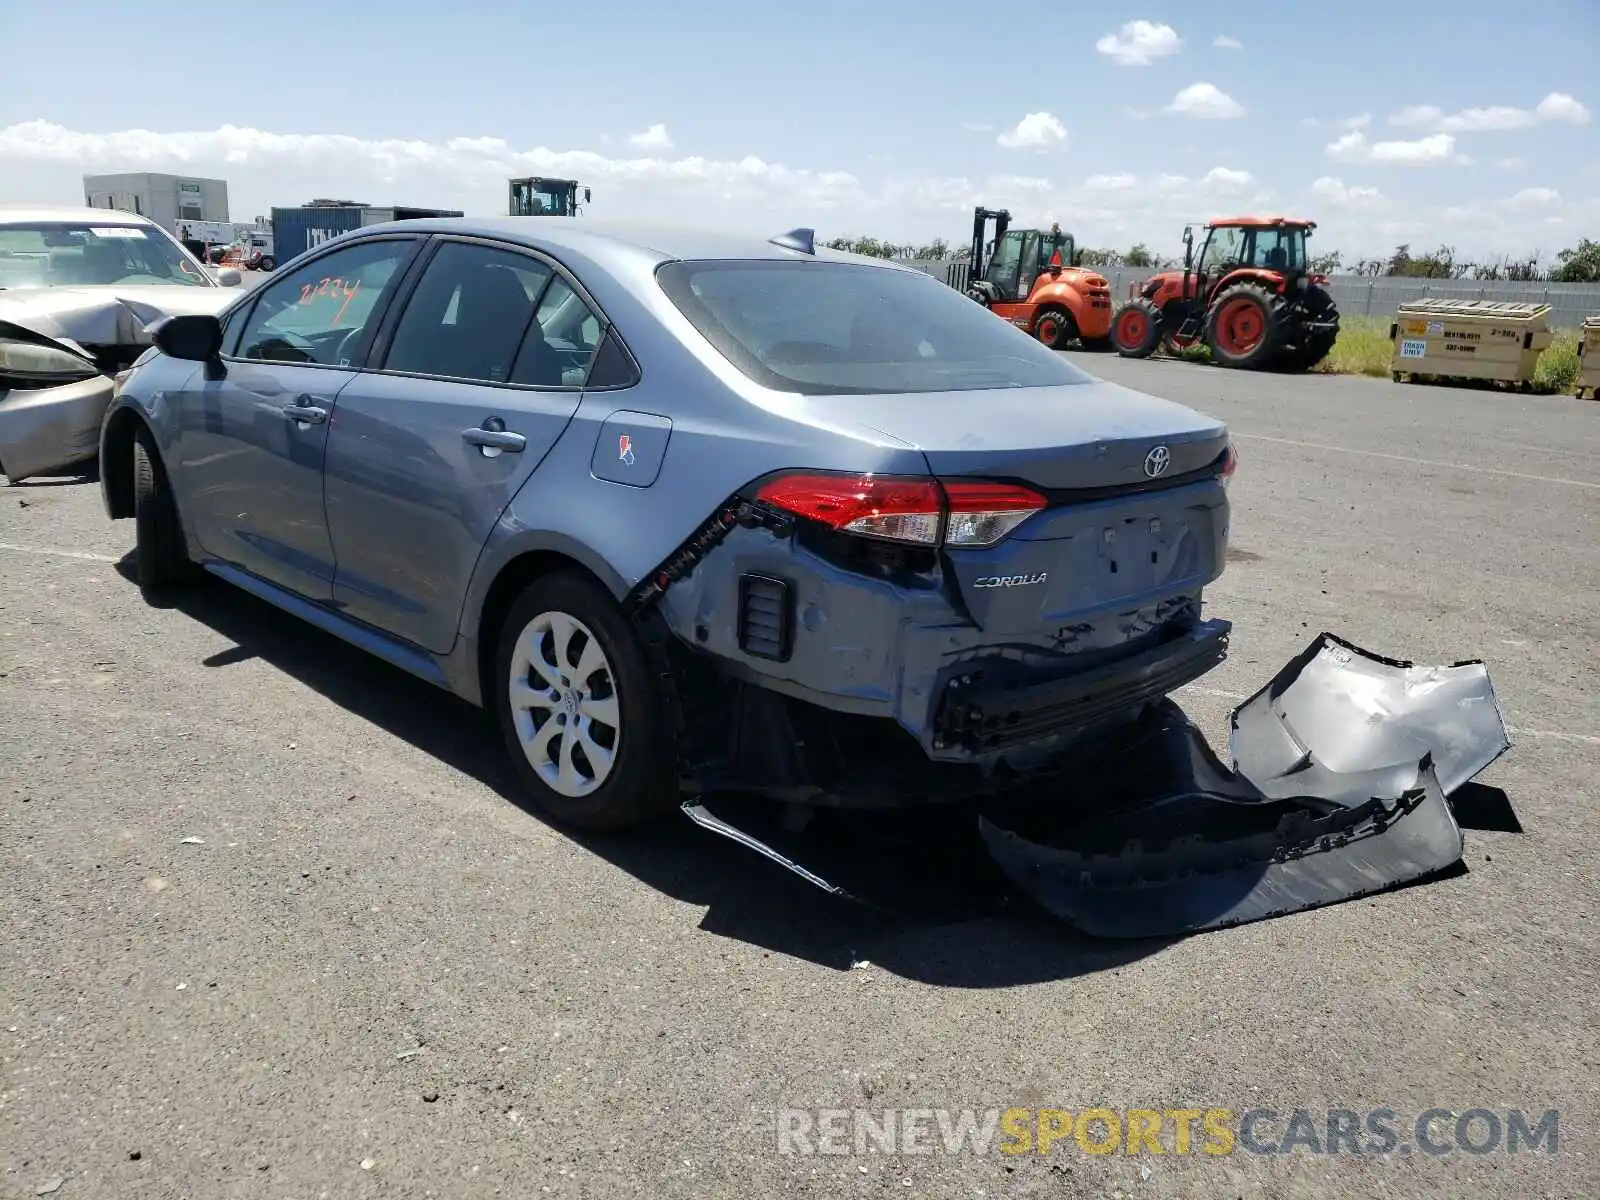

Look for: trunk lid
[798,379,1232,636]
[807,377,1229,491]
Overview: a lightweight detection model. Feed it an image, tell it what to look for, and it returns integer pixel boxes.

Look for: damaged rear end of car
[622,254,1241,808]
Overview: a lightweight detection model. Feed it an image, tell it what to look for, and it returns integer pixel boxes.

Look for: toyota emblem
[1144,445,1172,478]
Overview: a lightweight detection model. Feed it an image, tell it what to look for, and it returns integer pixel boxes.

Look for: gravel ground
[1,357,1596,1199]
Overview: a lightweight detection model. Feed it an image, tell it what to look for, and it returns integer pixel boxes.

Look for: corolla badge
[974,572,1048,589]
[1143,445,1171,478]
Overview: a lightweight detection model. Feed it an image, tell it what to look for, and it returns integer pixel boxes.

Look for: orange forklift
[963,207,1114,349]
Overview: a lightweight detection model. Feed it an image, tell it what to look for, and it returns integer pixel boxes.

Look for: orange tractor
[964,207,1115,349]
[1110,216,1340,370]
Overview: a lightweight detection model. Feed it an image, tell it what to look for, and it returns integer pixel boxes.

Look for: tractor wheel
[1111,298,1164,359]
[1034,307,1075,350]
[1278,290,1341,371]
[1204,283,1291,370]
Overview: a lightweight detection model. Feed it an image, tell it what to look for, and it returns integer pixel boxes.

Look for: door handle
[462,424,526,454]
[281,399,328,426]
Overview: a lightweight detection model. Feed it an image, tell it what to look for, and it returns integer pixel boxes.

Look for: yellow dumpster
[1578,314,1600,401]
[1389,299,1553,388]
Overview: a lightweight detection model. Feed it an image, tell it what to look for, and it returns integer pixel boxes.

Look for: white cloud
[1083,172,1139,192]
[1096,20,1182,66]
[1496,156,1524,170]
[1325,129,1469,166]
[1311,176,1385,211]
[1396,103,1533,132]
[1212,34,1242,49]
[997,112,1068,151]
[1505,186,1561,209]
[626,123,673,151]
[1535,92,1591,124]
[1391,92,1592,133]
[2,118,1590,262]
[1199,166,1254,192]
[960,121,994,132]
[1165,83,1246,120]
[1342,114,1372,130]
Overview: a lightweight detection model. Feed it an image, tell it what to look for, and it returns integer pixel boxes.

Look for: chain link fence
[892,260,1600,329]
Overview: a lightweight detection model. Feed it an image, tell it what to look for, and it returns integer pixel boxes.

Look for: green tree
[1124,243,1158,268]
[1309,250,1343,275]
[1076,247,1123,268]
[1550,239,1600,282]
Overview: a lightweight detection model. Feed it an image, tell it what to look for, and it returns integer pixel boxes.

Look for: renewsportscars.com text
[777,1106,1560,1158]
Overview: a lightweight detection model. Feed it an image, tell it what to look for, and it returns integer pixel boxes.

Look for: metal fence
[891,259,1600,329]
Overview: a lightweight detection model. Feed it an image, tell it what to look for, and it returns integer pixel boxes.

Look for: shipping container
[268,204,466,269]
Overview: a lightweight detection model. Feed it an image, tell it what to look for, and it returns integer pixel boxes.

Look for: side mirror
[216,267,242,287]
[153,313,224,363]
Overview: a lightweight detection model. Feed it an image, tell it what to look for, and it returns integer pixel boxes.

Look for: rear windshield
[655,259,1095,395]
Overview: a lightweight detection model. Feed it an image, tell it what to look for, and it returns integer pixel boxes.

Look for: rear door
[322,236,609,653]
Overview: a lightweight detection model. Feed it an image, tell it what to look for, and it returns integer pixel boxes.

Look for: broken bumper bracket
[682,632,1513,939]
[932,619,1231,752]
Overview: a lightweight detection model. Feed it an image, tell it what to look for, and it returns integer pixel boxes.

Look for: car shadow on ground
[0,464,99,488]
[117,553,1172,986]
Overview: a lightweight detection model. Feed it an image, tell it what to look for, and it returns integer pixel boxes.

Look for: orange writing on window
[298,276,363,326]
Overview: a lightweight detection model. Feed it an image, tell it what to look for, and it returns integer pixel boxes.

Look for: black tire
[1033,307,1075,350]
[131,426,199,590]
[492,571,679,832]
[1203,283,1291,370]
[1110,298,1164,359]
[1278,287,1340,371]
[260,257,275,272]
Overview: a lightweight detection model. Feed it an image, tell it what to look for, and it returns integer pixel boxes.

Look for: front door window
[230,238,416,366]
[985,231,1025,302]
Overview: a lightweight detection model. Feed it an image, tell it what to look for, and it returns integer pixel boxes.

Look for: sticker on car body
[88,227,148,239]
[1399,339,1427,359]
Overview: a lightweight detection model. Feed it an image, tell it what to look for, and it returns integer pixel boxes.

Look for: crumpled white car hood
[0,285,238,354]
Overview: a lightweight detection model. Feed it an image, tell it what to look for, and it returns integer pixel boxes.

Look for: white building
[82,173,230,237]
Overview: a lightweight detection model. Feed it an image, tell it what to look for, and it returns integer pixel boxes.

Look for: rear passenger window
[384,242,552,384]
[511,277,602,388]
[584,328,641,388]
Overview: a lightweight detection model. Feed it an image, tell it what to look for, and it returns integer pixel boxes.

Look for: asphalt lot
[2,355,1597,1199]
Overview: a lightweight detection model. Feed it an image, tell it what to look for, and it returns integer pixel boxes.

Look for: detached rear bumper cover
[684,633,1512,937]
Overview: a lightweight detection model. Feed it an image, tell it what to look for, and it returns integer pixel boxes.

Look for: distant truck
[206,228,277,271]
[176,219,237,261]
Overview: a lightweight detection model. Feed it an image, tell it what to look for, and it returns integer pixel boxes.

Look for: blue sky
[0,0,1594,260]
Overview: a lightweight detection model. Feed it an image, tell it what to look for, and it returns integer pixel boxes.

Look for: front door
[983,230,1026,301]
[323,238,605,653]
[171,235,420,600]
[1014,231,1043,301]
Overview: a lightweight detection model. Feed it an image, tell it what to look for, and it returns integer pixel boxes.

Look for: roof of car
[0,204,158,226]
[357,216,909,269]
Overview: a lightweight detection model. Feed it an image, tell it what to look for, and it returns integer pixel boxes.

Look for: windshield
[0,222,212,290]
[655,259,1096,395]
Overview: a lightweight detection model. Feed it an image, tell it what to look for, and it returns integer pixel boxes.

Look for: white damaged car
[0,205,244,484]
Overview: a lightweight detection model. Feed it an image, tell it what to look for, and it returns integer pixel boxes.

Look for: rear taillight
[1219,443,1238,487]
[753,472,1046,549]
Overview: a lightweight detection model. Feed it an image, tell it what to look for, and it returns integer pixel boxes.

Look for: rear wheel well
[101,407,147,519]
[474,550,612,707]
